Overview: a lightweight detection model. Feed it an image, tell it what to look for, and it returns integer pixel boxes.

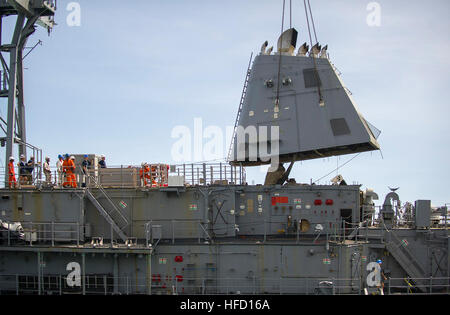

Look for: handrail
[0,273,447,295]
[86,175,128,229]
[382,221,427,276]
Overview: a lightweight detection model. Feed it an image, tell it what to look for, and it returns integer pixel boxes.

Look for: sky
[1,0,449,207]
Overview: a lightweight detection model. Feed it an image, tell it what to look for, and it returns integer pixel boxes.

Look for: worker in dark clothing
[377,259,389,294]
[18,154,27,185]
[99,155,106,168]
[26,156,35,184]
[81,155,91,187]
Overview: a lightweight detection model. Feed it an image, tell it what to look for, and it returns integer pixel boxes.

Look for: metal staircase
[385,231,427,292]
[227,53,253,162]
[85,176,129,242]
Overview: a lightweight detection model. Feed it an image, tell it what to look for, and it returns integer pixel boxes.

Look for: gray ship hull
[0,184,448,295]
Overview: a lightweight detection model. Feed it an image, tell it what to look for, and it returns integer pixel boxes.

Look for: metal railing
[0,274,447,295]
[171,162,246,186]
[144,219,211,246]
[0,221,83,246]
[0,162,247,189]
[387,277,450,295]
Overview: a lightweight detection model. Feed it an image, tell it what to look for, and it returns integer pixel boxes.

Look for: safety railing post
[172,220,175,244]
[198,220,201,244]
[279,277,282,295]
[37,251,41,295]
[110,223,113,247]
[51,221,54,247]
[264,220,266,243]
[388,277,391,295]
[230,165,234,184]
[16,274,19,295]
[239,164,242,184]
[7,222,10,246]
[121,165,123,189]
[366,222,369,243]
[210,165,213,185]
[430,276,432,294]
[332,278,336,295]
[77,222,80,247]
[224,165,227,182]
[29,221,33,246]
[342,220,345,243]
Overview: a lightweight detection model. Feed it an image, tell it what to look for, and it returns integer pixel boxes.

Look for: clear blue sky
[1,0,449,207]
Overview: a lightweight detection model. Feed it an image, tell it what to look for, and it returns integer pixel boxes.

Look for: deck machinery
[0,2,448,295]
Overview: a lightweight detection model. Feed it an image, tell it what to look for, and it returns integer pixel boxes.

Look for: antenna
[0,1,56,186]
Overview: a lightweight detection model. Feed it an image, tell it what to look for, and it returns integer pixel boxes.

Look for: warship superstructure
[0,1,448,295]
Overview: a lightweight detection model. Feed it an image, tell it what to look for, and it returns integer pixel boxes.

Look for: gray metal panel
[230,54,380,165]
[415,200,431,228]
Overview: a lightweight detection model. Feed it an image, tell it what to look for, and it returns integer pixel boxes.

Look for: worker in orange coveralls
[70,156,78,188]
[62,154,77,188]
[140,162,151,186]
[150,165,158,187]
[8,156,17,188]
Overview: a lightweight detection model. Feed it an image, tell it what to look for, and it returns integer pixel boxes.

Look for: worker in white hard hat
[8,156,17,188]
[56,155,64,187]
[43,157,52,185]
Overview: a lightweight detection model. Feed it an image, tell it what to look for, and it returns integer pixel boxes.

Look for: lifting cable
[275,0,286,109]
[303,0,323,106]
[289,0,292,29]
[306,0,318,43]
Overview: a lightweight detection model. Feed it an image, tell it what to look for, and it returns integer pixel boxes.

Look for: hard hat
[58,155,63,159]
[84,154,88,158]
[376,259,382,264]
[65,154,69,158]
[70,156,75,160]
[9,156,14,160]
[20,154,25,158]
[101,154,105,158]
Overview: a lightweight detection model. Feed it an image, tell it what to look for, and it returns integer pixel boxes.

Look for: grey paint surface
[229,53,380,165]
[0,185,447,295]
